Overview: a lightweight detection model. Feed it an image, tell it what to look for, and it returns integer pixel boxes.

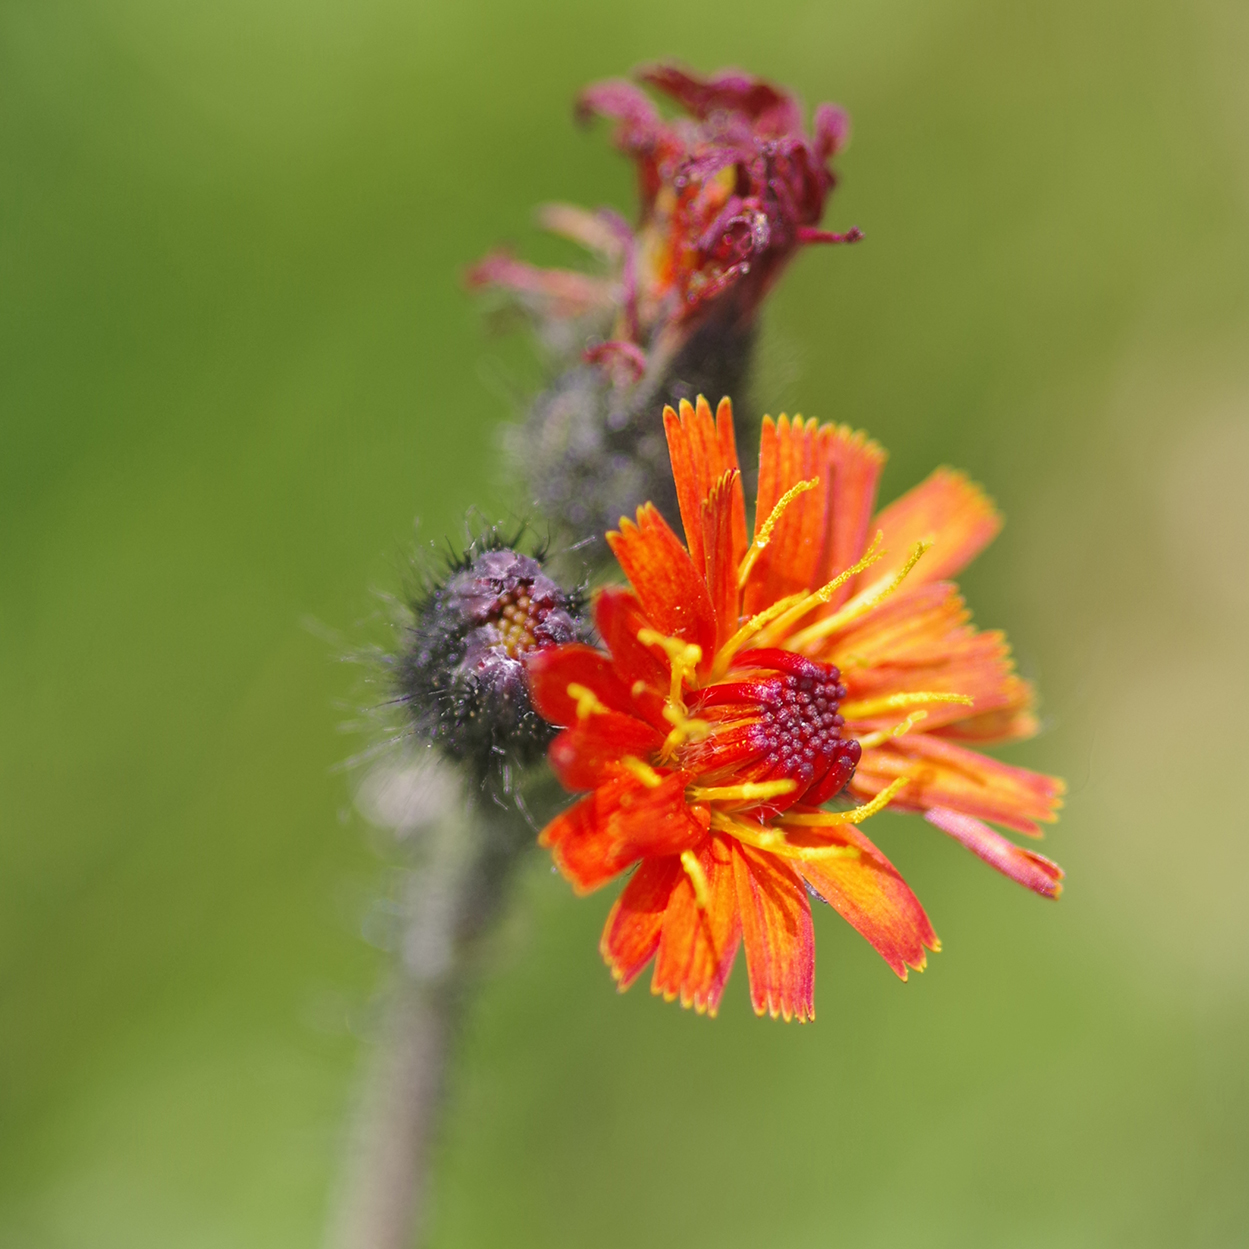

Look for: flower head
[398,531,584,785]
[468,64,861,553]
[527,397,1064,1019]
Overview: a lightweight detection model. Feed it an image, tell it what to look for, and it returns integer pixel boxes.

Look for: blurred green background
[3,0,1247,1244]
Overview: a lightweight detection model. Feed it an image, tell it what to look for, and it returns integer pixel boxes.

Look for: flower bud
[397,534,584,784]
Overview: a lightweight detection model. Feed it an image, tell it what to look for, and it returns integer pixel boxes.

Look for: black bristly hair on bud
[396,524,588,788]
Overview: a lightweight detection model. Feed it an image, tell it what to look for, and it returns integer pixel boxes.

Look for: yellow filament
[737,477,820,587]
[787,540,931,651]
[709,811,862,863]
[710,591,809,679]
[659,705,710,761]
[856,710,928,751]
[750,533,885,650]
[566,682,609,719]
[840,691,974,720]
[636,628,703,667]
[619,756,663,788]
[780,776,910,826]
[637,628,702,706]
[680,850,712,910]
[636,627,708,762]
[686,779,797,804]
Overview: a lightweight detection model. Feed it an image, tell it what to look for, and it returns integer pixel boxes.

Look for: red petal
[924,806,1064,899]
[732,842,815,1021]
[526,644,638,727]
[652,834,741,1015]
[608,504,716,657]
[600,857,683,990]
[871,468,1001,587]
[592,587,670,727]
[465,251,612,319]
[547,714,664,791]
[539,774,706,894]
[797,824,939,980]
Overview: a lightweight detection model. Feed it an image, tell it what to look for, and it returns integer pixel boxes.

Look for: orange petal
[600,857,683,990]
[731,841,815,1021]
[851,734,1065,836]
[832,582,1038,735]
[924,806,1064,899]
[745,415,831,615]
[608,504,716,657]
[663,396,746,574]
[797,823,939,980]
[652,834,741,1015]
[539,773,706,894]
[702,470,745,651]
[871,467,1001,587]
[817,423,887,607]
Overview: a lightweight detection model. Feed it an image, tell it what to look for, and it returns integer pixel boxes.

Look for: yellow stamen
[709,811,862,862]
[637,628,703,705]
[737,477,820,587]
[787,540,931,651]
[636,628,703,667]
[780,776,910,826]
[619,756,663,788]
[710,591,809,679]
[856,710,928,750]
[566,682,609,719]
[687,779,798,804]
[659,704,710,760]
[680,849,712,910]
[749,533,885,650]
[637,627,708,762]
[840,691,974,720]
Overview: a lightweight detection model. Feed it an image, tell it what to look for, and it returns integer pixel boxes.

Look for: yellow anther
[749,533,885,650]
[738,477,820,587]
[840,691,974,720]
[708,811,862,863]
[637,628,704,705]
[659,708,711,761]
[619,756,663,788]
[710,591,809,678]
[787,540,931,651]
[856,710,928,750]
[686,779,798,804]
[778,775,910,826]
[680,850,712,910]
[566,682,609,719]
[637,628,703,667]
[630,679,649,699]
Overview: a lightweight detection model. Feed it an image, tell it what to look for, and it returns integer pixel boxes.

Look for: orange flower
[527,397,1064,1019]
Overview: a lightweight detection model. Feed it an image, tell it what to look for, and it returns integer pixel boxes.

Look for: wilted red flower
[527,397,1064,1020]
[471,62,857,366]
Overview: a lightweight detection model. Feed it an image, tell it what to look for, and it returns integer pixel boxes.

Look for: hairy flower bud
[397,533,585,784]
[469,62,860,555]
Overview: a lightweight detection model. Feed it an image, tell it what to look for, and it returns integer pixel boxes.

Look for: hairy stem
[327,759,528,1249]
